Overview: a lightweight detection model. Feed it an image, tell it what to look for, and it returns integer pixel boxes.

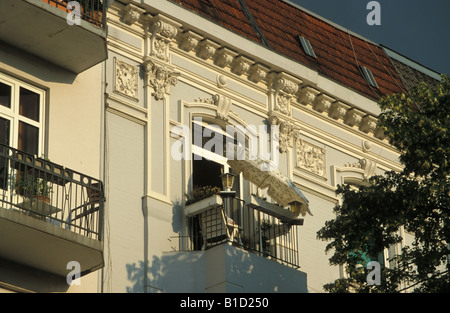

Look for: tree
[317,75,450,293]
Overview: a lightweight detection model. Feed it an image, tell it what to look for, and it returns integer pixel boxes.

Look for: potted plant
[15,175,53,204]
[185,185,221,206]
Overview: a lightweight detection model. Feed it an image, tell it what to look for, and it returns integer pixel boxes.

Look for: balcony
[0,0,107,74]
[179,194,302,269]
[0,144,104,277]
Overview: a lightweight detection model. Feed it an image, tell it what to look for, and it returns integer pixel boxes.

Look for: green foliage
[317,76,450,292]
[185,185,221,205]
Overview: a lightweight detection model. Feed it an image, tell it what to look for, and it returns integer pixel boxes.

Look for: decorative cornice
[231,55,253,76]
[179,30,203,52]
[111,3,392,144]
[297,86,320,106]
[214,47,238,68]
[328,101,350,120]
[196,39,220,60]
[312,94,334,113]
[148,14,181,62]
[248,63,269,84]
[120,3,145,25]
[269,72,302,116]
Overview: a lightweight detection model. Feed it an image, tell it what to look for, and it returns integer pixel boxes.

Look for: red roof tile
[170,0,407,100]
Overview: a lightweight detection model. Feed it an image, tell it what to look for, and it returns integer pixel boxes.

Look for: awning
[226,145,311,217]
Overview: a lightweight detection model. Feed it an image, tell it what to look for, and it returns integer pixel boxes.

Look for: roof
[382,46,441,92]
[169,0,409,101]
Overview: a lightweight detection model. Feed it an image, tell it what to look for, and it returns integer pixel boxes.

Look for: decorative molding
[312,94,334,113]
[344,158,377,179]
[268,113,301,153]
[114,57,139,100]
[269,72,301,116]
[359,115,378,133]
[179,30,203,52]
[149,14,181,62]
[216,74,228,89]
[344,108,365,127]
[213,94,232,121]
[297,86,320,106]
[295,139,326,177]
[328,101,350,120]
[194,96,215,105]
[143,57,180,100]
[248,63,269,84]
[120,3,145,25]
[214,47,238,68]
[196,39,220,60]
[362,139,372,153]
[231,55,253,76]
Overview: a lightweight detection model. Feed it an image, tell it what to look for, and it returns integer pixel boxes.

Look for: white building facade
[1,0,440,293]
[101,0,413,293]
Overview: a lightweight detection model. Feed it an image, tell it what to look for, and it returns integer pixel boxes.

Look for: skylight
[360,65,379,88]
[298,36,316,58]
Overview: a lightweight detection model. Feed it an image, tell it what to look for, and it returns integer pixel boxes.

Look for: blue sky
[289,0,450,76]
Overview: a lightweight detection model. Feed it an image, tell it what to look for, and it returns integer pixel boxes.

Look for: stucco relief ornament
[114,58,139,99]
[149,15,181,63]
[270,74,301,116]
[143,58,180,100]
[268,114,300,153]
[296,139,326,177]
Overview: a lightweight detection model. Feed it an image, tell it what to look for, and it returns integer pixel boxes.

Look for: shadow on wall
[125,252,205,293]
[125,197,204,293]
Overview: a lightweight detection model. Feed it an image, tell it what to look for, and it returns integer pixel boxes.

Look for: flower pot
[33,195,51,204]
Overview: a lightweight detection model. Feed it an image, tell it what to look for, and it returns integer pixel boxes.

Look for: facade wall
[102,1,403,293]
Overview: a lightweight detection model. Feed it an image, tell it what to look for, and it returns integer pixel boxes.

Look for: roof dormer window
[360,65,379,88]
[298,36,316,58]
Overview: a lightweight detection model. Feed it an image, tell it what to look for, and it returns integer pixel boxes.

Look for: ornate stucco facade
[0,0,441,293]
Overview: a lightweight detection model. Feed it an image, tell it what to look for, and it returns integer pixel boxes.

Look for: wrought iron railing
[173,197,301,269]
[0,144,104,240]
[41,0,105,28]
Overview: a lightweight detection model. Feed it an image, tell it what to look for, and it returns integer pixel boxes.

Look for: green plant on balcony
[15,175,53,203]
[185,185,221,205]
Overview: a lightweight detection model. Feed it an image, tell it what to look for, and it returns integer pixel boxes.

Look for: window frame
[298,35,317,58]
[359,65,379,89]
[0,73,45,156]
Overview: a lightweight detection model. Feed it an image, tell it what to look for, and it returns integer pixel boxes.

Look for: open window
[359,65,379,89]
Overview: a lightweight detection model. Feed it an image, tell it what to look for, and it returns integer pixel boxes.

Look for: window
[360,65,379,88]
[298,35,316,58]
[0,73,45,155]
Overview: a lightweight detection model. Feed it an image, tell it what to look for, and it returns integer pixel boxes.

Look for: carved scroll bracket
[148,14,182,63]
[269,72,302,116]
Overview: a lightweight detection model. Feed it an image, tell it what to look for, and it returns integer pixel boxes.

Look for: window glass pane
[0,117,10,146]
[0,82,11,108]
[19,87,40,122]
[18,121,38,155]
[0,117,10,190]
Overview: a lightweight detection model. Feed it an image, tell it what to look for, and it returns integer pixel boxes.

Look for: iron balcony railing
[0,144,104,240]
[174,197,301,269]
[41,0,105,28]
